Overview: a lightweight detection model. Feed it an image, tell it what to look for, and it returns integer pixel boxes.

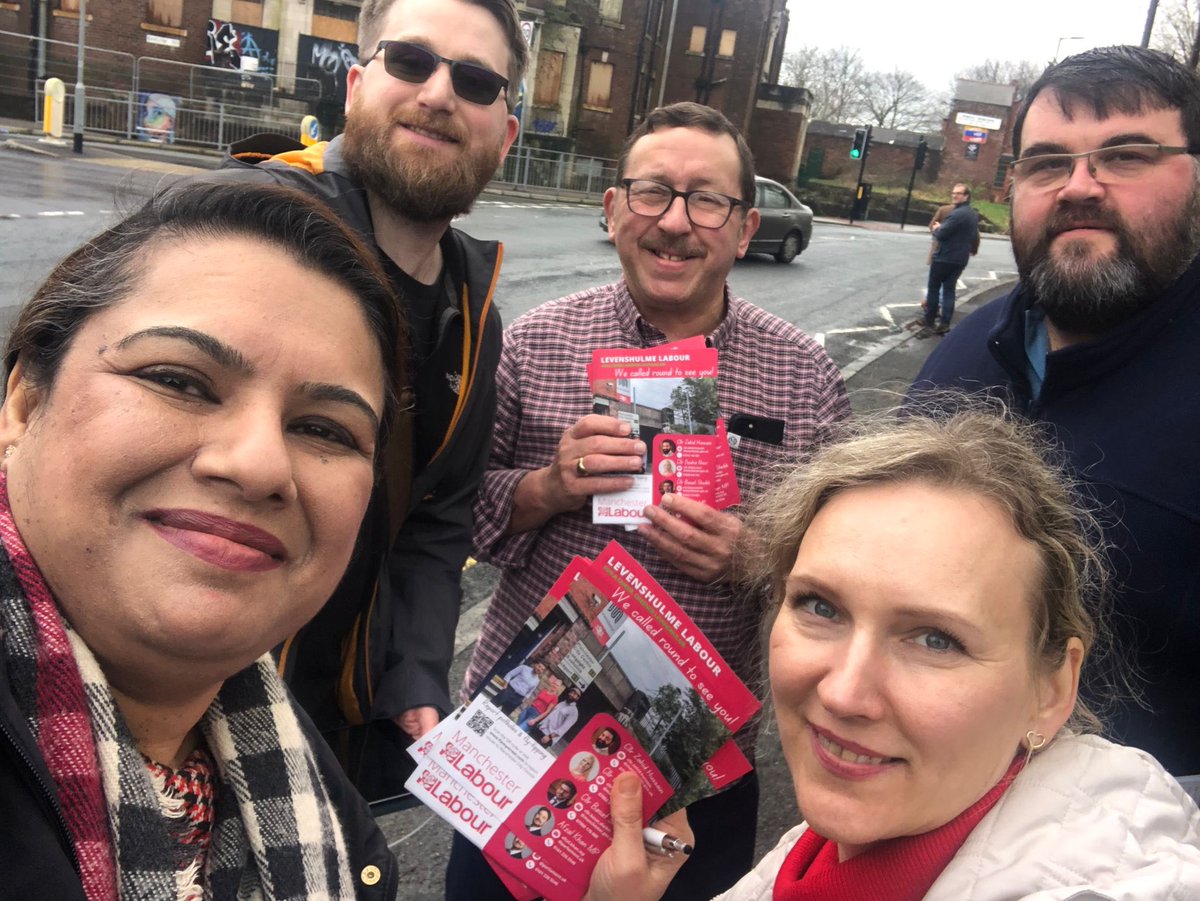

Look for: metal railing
[34,82,311,149]
[495,146,616,198]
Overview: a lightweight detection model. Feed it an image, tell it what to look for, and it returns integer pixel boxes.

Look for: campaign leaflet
[405,548,758,901]
[588,340,740,525]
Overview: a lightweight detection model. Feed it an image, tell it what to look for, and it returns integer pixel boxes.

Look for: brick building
[0,0,361,122]
[801,120,944,188]
[938,79,1017,199]
[0,0,809,178]
[796,78,1018,199]
[519,0,808,177]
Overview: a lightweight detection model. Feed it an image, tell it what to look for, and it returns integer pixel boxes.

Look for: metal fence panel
[496,147,616,199]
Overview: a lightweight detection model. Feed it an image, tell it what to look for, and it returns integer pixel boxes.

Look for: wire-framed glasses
[620,178,746,229]
[1010,143,1194,192]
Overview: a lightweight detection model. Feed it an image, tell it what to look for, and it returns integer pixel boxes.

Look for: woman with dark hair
[0,183,405,899]
[587,410,1200,900]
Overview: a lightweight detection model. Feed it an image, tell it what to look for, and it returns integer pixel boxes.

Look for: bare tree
[782,45,868,123]
[956,58,1045,101]
[1152,0,1200,64]
[861,69,941,130]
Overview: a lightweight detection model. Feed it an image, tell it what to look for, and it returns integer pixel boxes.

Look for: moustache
[1045,205,1122,237]
[640,239,706,259]
[388,110,467,145]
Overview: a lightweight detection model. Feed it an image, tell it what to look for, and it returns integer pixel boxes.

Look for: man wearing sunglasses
[199,0,526,807]
[913,46,1200,778]
[449,102,849,900]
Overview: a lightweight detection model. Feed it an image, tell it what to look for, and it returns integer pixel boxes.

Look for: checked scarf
[0,475,358,901]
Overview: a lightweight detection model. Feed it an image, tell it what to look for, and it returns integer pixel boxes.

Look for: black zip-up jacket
[0,656,399,900]
[193,135,503,798]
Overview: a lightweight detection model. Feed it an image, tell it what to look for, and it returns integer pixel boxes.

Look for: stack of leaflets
[407,541,760,900]
[587,338,739,526]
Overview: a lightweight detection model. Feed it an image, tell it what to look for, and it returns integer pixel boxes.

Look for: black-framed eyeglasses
[364,40,509,106]
[1010,143,1195,192]
[620,178,747,229]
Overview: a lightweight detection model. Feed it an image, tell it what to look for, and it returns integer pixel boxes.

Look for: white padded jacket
[716,734,1200,900]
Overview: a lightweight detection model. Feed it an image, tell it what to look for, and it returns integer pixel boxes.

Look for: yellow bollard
[42,77,66,140]
[300,114,320,147]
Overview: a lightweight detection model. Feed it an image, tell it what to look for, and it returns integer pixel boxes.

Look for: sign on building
[955,111,1003,130]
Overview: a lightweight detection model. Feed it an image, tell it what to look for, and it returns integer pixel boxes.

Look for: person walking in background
[917,183,980,338]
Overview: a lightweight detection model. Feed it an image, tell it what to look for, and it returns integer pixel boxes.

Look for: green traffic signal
[850,127,868,160]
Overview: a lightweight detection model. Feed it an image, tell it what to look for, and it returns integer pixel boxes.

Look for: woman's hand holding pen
[584,772,693,901]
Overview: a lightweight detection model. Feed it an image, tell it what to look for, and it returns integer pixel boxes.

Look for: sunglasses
[366,40,509,106]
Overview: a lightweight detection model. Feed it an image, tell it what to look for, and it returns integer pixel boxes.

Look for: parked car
[747,176,813,264]
[599,175,813,263]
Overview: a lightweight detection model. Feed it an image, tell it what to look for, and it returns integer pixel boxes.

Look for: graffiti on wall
[296,35,359,106]
[136,92,178,143]
[205,20,279,75]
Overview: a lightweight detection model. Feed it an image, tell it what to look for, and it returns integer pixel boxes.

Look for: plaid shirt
[467,280,850,758]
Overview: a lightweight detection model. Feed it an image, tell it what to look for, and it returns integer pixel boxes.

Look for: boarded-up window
[57,0,79,12]
[598,0,623,20]
[312,16,357,41]
[718,29,736,57]
[586,61,613,110]
[534,50,564,106]
[231,0,262,27]
[146,0,182,28]
[313,0,359,43]
[688,26,705,54]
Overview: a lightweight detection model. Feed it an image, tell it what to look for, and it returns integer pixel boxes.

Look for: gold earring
[1024,730,1047,767]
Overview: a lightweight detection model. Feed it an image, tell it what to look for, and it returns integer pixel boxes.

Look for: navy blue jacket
[932,201,980,266]
[914,254,1200,776]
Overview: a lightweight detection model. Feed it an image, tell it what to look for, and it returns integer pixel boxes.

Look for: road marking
[826,325,891,336]
[36,210,85,217]
[813,332,825,346]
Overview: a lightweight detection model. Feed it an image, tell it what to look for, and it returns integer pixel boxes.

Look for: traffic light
[850,128,868,159]
[914,138,928,170]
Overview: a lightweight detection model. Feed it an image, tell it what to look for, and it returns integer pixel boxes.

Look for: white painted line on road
[879,306,896,327]
[813,332,825,346]
[826,325,891,336]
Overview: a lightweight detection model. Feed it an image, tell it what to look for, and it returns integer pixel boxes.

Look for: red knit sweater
[773,756,1023,901]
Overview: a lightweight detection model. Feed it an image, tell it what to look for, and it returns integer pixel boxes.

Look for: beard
[341,98,503,223]
[1011,181,1200,335]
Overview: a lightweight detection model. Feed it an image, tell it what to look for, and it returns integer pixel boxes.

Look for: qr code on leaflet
[467,709,493,736]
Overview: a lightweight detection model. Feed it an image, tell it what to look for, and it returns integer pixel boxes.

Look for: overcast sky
[782,0,1154,92]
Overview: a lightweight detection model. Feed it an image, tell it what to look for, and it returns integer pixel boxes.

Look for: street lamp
[1054,35,1084,62]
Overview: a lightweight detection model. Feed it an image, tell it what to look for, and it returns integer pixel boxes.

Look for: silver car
[746,176,813,264]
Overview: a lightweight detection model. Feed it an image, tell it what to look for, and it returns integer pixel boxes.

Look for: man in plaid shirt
[446,102,850,900]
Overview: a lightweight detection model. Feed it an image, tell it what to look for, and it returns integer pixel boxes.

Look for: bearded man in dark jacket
[913,45,1200,777]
